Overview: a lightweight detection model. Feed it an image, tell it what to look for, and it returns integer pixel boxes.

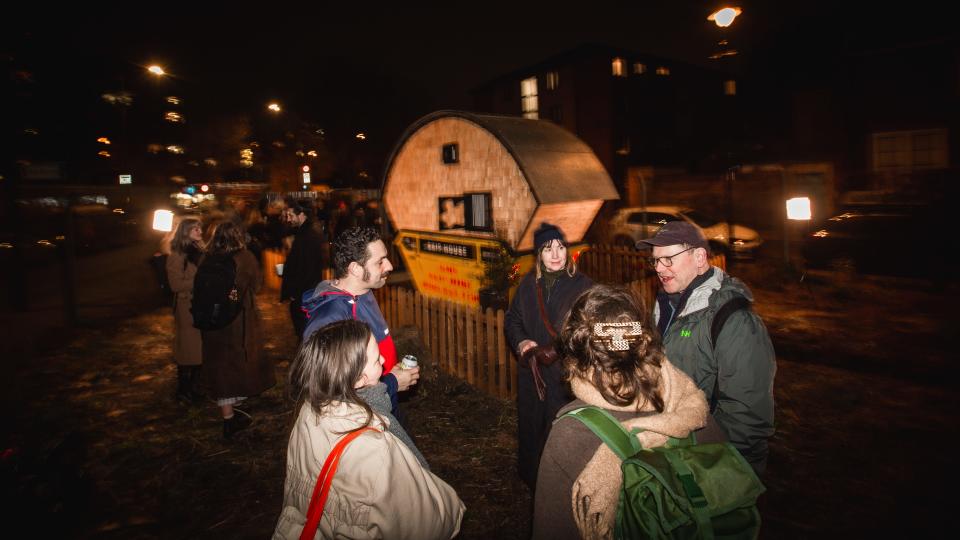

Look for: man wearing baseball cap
[638,221,776,474]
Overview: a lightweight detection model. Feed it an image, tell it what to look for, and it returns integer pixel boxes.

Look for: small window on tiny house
[442,143,459,164]
[464,192,493,231]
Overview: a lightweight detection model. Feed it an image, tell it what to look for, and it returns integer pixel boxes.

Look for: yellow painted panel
[396,229,588,308]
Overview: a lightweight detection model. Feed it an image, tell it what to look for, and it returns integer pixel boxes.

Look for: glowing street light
[267,102,282,113]
[147,65,166,76]
[708,7,742,28]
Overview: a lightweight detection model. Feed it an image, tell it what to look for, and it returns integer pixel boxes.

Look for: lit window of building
[521,77,538,119]
[872,129,948,171]
[656,66,671,76]
[612,57,626,77]
[546,71,559,90]
[633,62,647,74]
[724,80,737,95]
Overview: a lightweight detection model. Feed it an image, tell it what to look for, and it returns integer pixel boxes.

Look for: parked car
[801,208,944,278]
[608,205,763,257]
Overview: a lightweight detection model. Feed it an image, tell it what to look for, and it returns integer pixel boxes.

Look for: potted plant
[479,243,519,312]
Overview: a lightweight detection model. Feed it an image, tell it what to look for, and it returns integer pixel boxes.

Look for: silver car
[608,205,763,257]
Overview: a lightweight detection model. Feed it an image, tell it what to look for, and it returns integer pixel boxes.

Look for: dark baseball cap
[636,221,708,250]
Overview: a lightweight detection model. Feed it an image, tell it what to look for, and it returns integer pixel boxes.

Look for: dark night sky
[7,1,956,163]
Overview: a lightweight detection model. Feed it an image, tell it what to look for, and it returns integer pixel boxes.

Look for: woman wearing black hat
[505,222,593,491]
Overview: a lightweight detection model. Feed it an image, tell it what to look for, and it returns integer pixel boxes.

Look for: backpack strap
[561,406,642,460]
[710,295,751,349]
[300,426,381,540]
[708,295,752,413]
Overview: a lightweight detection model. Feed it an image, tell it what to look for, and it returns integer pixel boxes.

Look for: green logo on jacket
[680,328,692,337]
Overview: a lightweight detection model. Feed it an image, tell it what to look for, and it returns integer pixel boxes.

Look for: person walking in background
[532,284,723,539]
[300,226,418,423]
[272,319,464,540]
[637,221,776,473]
[505,222,593,491]
[280,198,327,339]
[200,221,275,439]
[165,217,205,405]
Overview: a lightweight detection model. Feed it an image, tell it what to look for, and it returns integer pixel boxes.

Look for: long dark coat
[504,269,593,490]
[166,250,202,366]
[202,249,274,399]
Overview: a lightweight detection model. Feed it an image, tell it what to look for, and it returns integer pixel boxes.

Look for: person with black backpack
[166,217,205,405]
[193,221,275,439]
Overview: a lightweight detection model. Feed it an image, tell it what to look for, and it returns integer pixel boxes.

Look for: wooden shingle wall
[384,117,537,249]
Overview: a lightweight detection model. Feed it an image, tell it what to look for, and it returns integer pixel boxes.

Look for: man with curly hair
[301,226,419,416]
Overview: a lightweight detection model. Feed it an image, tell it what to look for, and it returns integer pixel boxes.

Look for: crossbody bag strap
[535,280,557,339]
[300,426,381,540]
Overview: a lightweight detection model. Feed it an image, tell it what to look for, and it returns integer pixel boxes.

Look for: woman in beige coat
[166,217,205,404]
[274,319,464,540]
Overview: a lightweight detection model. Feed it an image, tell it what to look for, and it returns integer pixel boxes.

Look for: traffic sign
[119,174,132,185]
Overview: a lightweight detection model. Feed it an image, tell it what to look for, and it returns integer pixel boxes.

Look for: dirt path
[2,264,955,538]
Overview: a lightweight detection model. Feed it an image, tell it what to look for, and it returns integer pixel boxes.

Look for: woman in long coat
[201,221,275,439]
[504,222,593,491]
[166,217,205,404]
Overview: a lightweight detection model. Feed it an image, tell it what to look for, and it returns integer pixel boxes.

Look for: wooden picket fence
[374,286,517,400]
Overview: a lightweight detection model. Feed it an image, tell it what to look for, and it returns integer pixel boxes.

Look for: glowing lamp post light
[152,209,174,232]
[786,197,812,221]
[708,7,742,28]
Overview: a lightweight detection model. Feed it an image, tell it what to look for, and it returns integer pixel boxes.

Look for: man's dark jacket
[280,219,326,302]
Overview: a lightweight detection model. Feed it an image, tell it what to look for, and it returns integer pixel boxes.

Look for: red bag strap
[300,427,380,540]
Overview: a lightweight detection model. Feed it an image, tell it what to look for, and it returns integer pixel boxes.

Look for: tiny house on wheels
[382,110,618,307]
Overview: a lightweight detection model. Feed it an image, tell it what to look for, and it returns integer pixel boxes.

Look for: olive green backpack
[562,406,765,540]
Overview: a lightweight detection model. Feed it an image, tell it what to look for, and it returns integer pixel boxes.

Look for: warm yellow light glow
[786,197,812,220]
[307,150,318,157]
[165,111,184,123]
[97,137,111,145]
[166,145,184,154]
[355,132,366,140]
[98,150,111,158]
[267,102,281,112]
[152,209,174,232]
[147,65,166,76]
[166,96,181,105]
[708,7,742,27]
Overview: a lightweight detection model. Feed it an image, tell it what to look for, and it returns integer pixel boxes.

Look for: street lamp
[708,7,742,28]
[267,102,282,113]
[147,65,166,76]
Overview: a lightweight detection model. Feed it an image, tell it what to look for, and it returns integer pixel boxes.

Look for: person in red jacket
[301,226,418,418]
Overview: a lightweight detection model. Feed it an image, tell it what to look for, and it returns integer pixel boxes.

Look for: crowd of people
[156,196,776,538]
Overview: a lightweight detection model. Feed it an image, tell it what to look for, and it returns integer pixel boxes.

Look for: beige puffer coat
[273,401,465,540]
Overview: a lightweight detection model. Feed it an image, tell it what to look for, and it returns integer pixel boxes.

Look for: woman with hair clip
[165,217,205,404]
[201,221,275,439]
[532,284,726,540]
[505,222,593,491]
[272,319,464,540]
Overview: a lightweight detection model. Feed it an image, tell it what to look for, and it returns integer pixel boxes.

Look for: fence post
[497,309,507,399]
[466,307,475,387]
